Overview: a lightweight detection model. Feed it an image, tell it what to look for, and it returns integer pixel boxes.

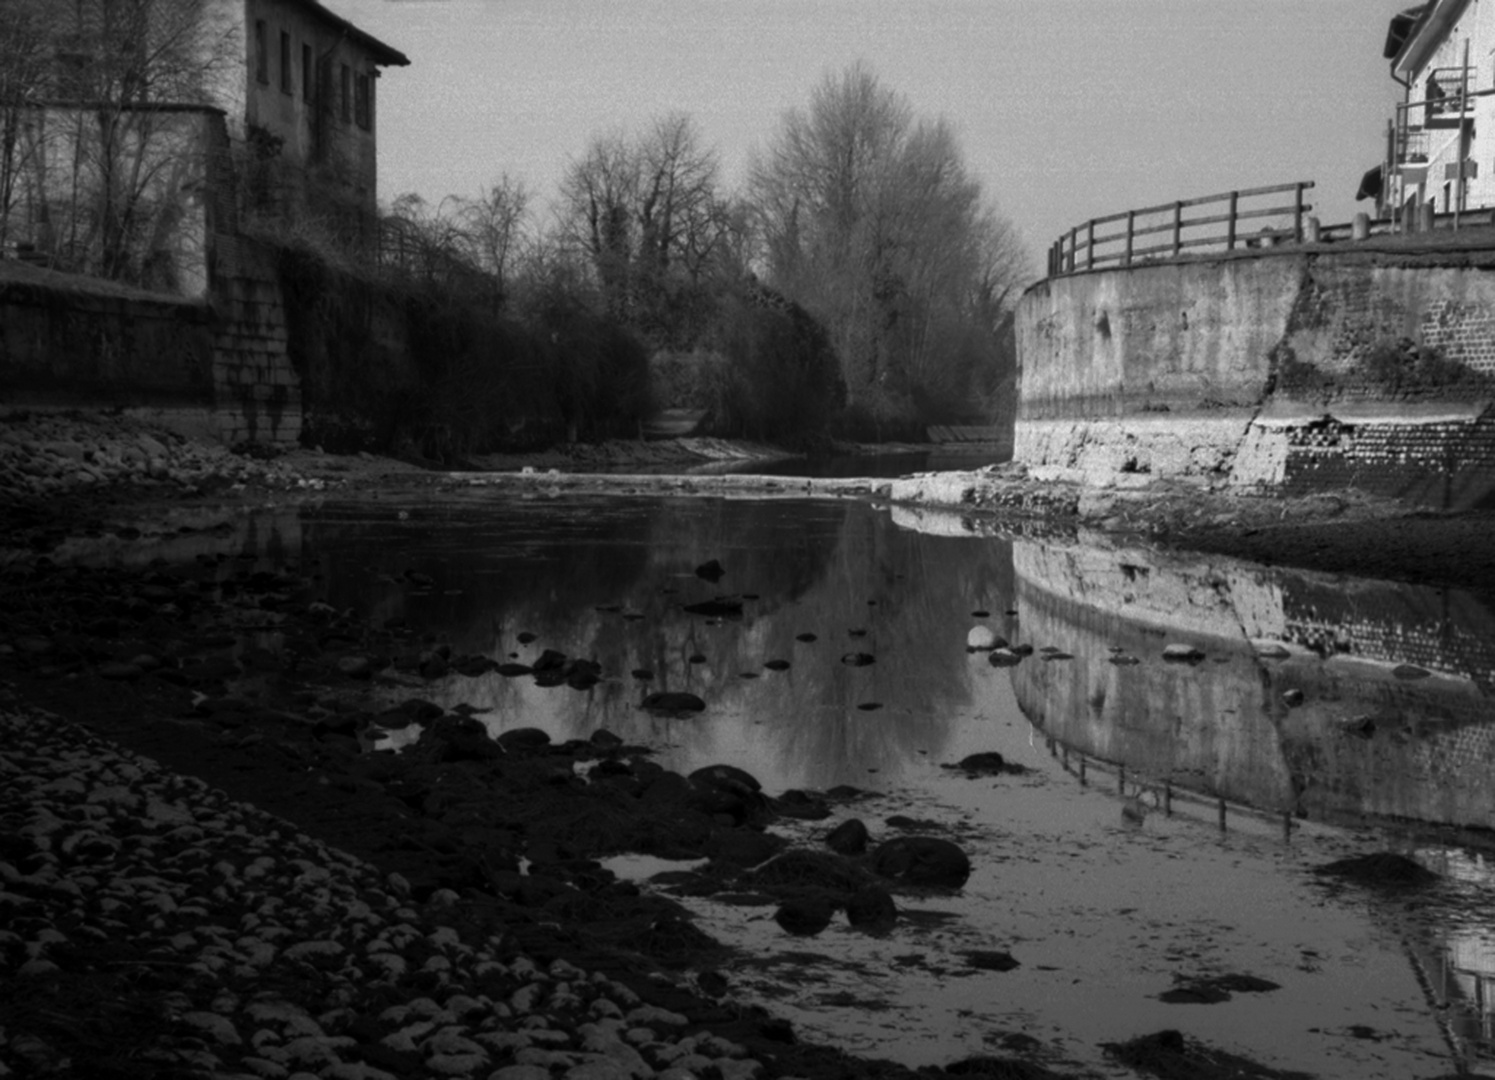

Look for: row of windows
[252,19,371,131]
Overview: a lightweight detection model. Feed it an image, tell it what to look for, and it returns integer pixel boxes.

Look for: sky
[327,0,1414,276]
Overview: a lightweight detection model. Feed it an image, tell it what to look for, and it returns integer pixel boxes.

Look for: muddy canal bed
[16,490,1495,1078]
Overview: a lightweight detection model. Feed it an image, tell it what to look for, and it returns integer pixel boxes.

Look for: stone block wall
[208,233,302,447]
[1015,245,1495,507]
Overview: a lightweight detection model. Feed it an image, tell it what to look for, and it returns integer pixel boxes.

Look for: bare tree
[0,0,54,252]
[454,173,531,296]
[750,62,1029,427]
[1,0,237,286]
[557,131,638,319]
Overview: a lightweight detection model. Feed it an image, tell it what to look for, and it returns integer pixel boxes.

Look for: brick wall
[1278,410,1495,509]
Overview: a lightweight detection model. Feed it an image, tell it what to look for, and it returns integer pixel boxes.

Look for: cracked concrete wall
[1015,249,1495,505]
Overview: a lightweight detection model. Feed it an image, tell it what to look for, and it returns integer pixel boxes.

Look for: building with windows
[0,0,407,293]
[1383,0,1493,220]
[227,0,409,218]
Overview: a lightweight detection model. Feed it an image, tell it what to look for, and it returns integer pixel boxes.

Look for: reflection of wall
[1011,537,1495,831]
[1011,541,1294,810]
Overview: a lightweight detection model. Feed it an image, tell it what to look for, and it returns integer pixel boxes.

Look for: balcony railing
[1423,66,1476,128]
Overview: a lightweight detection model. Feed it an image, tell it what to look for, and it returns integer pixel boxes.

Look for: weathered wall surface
[0,265,215,418]
[0,241,305,448]
[1016,248,1495,508]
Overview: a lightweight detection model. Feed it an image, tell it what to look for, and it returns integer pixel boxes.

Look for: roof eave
[296,0,410,67]
[1394,0,1471,76]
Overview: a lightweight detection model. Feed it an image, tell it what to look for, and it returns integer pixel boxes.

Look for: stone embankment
[0,411,327,502]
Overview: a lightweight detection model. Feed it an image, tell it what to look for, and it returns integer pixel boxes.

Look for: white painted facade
[1389,0,1495,215]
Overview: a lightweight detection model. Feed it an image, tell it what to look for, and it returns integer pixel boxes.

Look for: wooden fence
[1047,181,1314,277]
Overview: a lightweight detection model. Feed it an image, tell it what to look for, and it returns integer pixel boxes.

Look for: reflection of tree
[296,497,1014,790]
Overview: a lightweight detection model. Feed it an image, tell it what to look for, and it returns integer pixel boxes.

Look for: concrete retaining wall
[1015,247,1495,508]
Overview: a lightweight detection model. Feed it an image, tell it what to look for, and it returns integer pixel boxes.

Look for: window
[339,63,350,122]
[254,20,268,84]
[302,44,312,100]
[279,31,292,93]
[354,72,371,130]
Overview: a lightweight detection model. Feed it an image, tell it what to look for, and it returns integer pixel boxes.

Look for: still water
[171,492,1495,1077]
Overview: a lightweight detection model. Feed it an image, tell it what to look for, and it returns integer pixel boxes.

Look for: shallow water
[124,491,1495,1077]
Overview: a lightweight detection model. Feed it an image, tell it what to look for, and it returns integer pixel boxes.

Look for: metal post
[1171,202,1183,257]
[1124,210,1134,266]
[1067,228,1077,273]
[1226,191,1239,250]
[1456,39,1470,230]
[1086,220,1095,270]
[1217,799,1227,831]
[1293,184,1305,242]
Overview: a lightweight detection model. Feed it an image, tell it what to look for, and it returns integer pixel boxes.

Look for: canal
[118,489,1495,1079]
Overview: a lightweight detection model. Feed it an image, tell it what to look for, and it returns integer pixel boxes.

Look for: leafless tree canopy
[750,62,1030,425]
[0,0,239,286]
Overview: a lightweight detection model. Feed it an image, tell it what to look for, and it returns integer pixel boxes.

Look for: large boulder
[870,836,971,889]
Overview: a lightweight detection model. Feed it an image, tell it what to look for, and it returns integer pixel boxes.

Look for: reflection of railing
[1046,181,1313,277]
[1043,736,1299,842]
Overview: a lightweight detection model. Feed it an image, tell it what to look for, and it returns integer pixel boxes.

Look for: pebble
[0,705,768,1080]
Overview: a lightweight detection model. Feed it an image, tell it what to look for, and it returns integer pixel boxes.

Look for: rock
[751,850,866,893]
[1282,688,1305,707]
[774,897,836,936]
[840,652,874,667]
[870,836,971,888]
[987,648,1023,667]
[704,829,783,868]
[966,626,997,652]
[1162,644,1205,663]
[694,559,726,582]
[948,752,1014,776]
[683,598,743,618]
[844,885,897,931]
[763,659,791,671]
[824,818,870,855]
[496,727,551,752]
[961,950,1019,972]
[414,716,503,763]
[640,692,706,714]
[337,656,375,679]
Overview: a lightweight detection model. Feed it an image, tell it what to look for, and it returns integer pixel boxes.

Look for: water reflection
[1004,533,1495,832]
[304,496,1014,791]
[992,527,1495,1071]
[68,491,1495,1075]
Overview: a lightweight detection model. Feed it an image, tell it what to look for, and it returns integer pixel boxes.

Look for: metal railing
[1046,181,1314,278]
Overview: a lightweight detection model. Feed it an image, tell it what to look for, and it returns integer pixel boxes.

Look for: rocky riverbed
[2,406,1491,1080]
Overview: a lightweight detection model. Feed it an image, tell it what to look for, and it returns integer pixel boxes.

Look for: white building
[1385,0,1495,219]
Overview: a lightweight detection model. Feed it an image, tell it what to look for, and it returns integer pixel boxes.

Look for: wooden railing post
[1124,210,1134,266]
[1171,201,1183,257]
[1293,183,1305,242]
[1086,219,1095,270]
[1067,227,1077,273]
[1226,191,1239,251]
